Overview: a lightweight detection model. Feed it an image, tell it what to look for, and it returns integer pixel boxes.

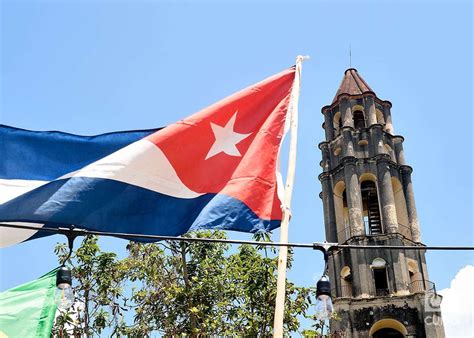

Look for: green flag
[0,269,57,338]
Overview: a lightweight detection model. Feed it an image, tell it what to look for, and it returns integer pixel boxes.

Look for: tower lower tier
[331,293,445,337]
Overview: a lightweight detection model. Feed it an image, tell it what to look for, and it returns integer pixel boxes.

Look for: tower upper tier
[321,68,395,142]
[318,68,420,243]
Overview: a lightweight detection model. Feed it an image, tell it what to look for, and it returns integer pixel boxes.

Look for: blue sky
[1,0,472,334]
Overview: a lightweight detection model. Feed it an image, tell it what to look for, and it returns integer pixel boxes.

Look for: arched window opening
[340,266,352,298]
[376,109,385,125]
[342,190,349,232]
[407,259,423,293]
[407,260,418,283]
[391,178,410,239]
[334,181,349,243]
[361,181,382,235]
[333,112,342,137]
[384,144,395,161]
[371,258,389,296]
[353,110,365,129]
[372,258,386,268]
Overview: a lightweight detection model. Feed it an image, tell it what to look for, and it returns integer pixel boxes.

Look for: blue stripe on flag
[0,125,159,180]
[0,177,279,239]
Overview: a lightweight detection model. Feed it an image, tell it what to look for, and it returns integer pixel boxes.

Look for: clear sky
[1,0,472,334]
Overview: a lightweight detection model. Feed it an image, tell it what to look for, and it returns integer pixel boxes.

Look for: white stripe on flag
[0,180,49,248]
[0,179,48,204]
[0,222,44,248]
[60,139,203,199]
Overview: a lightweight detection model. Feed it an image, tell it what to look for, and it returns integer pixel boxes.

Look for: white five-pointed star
[205,112,252,160]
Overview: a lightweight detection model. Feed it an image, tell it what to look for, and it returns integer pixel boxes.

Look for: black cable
[0,223,313,248]
[1,222,473,251]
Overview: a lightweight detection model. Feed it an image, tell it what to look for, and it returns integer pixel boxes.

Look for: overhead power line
[1,223,473,252]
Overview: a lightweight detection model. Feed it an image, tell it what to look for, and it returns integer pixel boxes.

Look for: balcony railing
[336,222,414,242]
[408,279,437,294]
[331,280,437,299]
[337,225,352,243]
[397,223,413,240]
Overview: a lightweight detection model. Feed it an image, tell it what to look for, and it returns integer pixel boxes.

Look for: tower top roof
[332,68,374,103]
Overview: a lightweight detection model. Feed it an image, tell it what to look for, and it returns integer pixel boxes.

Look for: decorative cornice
[392,135,405,143]
[321,95,392,112]
[363,92,376,99]
[318,172,331,181]
[318,155,412,179]
[369,123,384,130]
[318,141,329,150]
[375,154,392,164]
[341,125,355,132]
[399,165,413,174]
[321,105,332,114]
[341,156,358,166]
[320,124,402,147]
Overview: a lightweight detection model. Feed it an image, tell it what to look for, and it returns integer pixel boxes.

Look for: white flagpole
[273,55,309,337]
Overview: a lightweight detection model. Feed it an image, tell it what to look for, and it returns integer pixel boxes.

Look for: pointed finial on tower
[349,45,352,68]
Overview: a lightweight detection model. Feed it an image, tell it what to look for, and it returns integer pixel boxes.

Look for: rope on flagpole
[273,55,309,337]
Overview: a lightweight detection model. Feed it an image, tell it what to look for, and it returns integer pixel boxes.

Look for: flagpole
[273,55,308,337]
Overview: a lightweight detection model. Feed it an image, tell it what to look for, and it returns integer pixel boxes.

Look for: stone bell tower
[318,69,445,337]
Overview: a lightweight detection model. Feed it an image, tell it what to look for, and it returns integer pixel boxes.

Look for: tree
[53,235,128,337]
[52,231,317,336]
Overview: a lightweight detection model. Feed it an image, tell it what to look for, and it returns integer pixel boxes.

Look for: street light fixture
[55,232,75,310]
[315,274,333,320]
[55,266,74,310]
[313,242,336,320]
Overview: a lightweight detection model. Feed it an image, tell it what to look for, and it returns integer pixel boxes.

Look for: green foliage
[53,236,127,337]
[52,231,325,336]
[302,312,346,338]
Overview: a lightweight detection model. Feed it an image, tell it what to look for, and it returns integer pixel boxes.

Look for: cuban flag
[0,67,296,247]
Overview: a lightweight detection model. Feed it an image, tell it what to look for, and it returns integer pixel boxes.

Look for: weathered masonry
[318,69,445,337]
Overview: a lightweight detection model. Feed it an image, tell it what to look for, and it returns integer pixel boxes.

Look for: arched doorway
[369,319,408,338]
[373,328,404,337]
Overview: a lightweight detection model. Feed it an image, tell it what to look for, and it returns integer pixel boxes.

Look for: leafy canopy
[53,231,332,337]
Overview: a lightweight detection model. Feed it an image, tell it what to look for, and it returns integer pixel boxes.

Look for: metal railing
[331,280,437,299]
[337,225,353,243]
[408,280,437,294]
[336,222,415,242]
[397,222,413,240]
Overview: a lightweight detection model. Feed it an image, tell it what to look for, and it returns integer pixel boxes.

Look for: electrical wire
[1,222,473,252]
